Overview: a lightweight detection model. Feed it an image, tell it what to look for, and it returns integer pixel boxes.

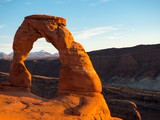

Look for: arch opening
[23,38,60,98]
[29,37,59,59]
[24,37,61,79]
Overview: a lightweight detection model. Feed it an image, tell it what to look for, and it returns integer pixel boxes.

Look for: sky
[0,0,160,54]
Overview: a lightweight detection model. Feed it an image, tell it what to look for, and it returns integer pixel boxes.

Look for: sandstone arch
[7,15,102,94]
[0,15,118,119]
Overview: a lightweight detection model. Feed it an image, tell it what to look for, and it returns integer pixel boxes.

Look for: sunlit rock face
[0,15,120,120]
[8,15,102,93]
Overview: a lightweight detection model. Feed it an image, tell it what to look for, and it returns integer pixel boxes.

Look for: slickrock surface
[0,15,118,120]
[0,91,122,120]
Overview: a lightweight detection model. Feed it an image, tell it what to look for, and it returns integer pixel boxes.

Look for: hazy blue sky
[0,0,160,54]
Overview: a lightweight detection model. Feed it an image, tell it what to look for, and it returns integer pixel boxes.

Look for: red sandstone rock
[0,91,123,120]
[8,15,102,93]
[0,15,116,120]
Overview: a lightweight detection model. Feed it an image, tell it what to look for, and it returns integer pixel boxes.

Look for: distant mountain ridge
[0,50,59,59]
[88,44,160,91]
[0,44,160,91]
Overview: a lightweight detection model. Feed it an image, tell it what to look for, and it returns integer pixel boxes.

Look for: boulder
[107,99,141,120]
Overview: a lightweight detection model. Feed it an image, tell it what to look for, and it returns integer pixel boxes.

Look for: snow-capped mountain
[0,50,59,60]
[6,52,13,59]
[52,53,59,57]
[28,50,53,59]
[0,52,8,59]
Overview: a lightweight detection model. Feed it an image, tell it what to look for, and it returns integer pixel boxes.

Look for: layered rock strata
[0,15,118,120]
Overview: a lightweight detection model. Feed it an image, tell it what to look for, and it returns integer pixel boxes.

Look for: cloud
[0,25,6,29]
[73,26,120,40]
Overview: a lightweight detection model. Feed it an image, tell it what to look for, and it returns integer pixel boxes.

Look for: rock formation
[0,15,120,120]
[107,99,141,120]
